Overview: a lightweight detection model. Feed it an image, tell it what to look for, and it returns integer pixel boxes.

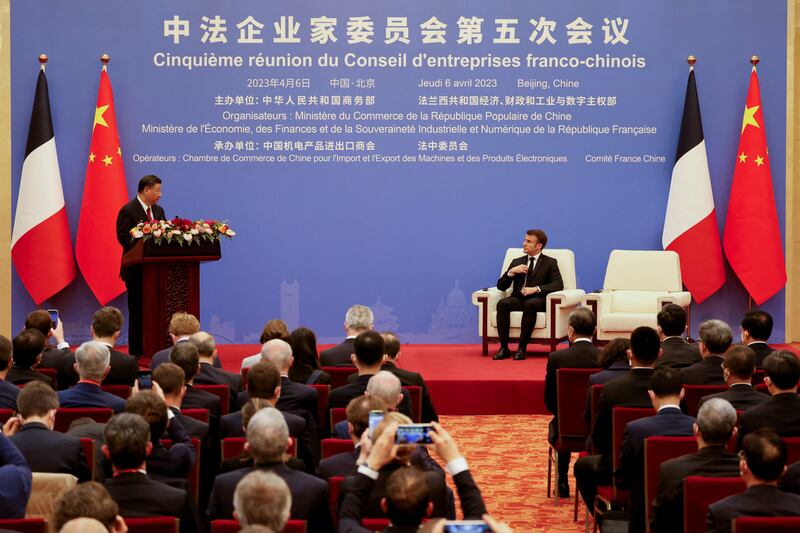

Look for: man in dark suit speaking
[115,175,165,358]
[494,228,563,360]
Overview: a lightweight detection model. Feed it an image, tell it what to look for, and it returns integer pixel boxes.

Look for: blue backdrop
[10,1,788,346]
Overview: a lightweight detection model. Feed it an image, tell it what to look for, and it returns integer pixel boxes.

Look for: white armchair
[583,250,692,342]
[472,248,585,355]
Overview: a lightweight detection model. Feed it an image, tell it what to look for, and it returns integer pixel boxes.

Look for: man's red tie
[147,207,154,222]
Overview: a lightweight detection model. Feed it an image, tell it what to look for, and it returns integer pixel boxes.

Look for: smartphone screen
[443,521,491,533]
[47,309,59,330]
[368,410,384,439]
[395,423,433,445]
[137,370,153,390]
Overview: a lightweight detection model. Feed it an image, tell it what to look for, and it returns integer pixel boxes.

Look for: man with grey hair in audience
[650,398,740,532]
[208,407,331,531]
[57,341,125,412]
[191,331,242,413]
[680,320,733,385]
[233,470,292,530]
[320,305,374,366]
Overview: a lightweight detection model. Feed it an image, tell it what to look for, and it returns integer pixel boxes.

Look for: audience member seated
[150,312,220,369]
[233,470,292,531]
[152,363,211,442]
[707,429,800,533]
[656,304,701,369]
[650,398,740,533]
[0,334,20,410]
[190,331,242,413]
[10,381,90,481]
[591,338,631,386]
[740,310,775,368]
[339,420,487,533]
[24,309,71,380]
[7,328,52,387]
[288,327,332,385]
[333,371,412,439]
[380,331,439,423]
[544,307,599,498]
[101,413,200,532]
[60,307,138,389]
[680,319,732,386]
[614,368,695,533]
[698,346,770,411]
[319,395,385,479]
[240,320,290,370]
[574,326,661,510]
[58,341,126,413]
[59,517,110,532]
[207,407,331,530]
[320,305,373,367]
[170,342,221,417]
[125,389,196,481]
[53,481,126,533]
[0,424,32,518]
[738,351,800,446]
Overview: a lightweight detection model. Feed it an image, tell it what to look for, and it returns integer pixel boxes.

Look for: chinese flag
[722,68,786,305]
[75,67,129,304]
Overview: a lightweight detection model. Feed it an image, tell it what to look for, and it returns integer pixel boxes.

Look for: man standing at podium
[116,175,165,358]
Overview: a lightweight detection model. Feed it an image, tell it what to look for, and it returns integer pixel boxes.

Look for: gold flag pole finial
[750,55,759,71]
[687,55,696,70]
[100,54,110,71]
[38,54,48,71]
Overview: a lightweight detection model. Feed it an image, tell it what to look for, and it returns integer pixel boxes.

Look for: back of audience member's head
[168,312,200,337]
[25,309,54,337]
[346,395,386,439]
[597,338,630,369]
[384,466,431,527]
[17,380,58,419]
[152,362,185,396]
[741,310,773,341]
[696,398,737,446]
[345,305,374,332]
[763,351,800,390]
[699,319,733,355]
[354,330,384,367]
[170,342,200,381]
[0,334,12,372]
[260,339,292,371]
[382,332,401,359]
[75,341,111,381]
[247,407,289,464]
[649,367,682,398]
[630,327,660,364]
[247,361,282,399]
[259,319,289,344]
[568,307,596,337]
[189,331,216,359]
[125,391,168,443]
[367,371,402,409]
[12,328,46,368]
[104,413,151,470]
[742,429,787,482]
[372,411,413,464]
[234,470,291,530]
[288,327,320,370]
[54,481,120,532]
[242,398,274,429]
[657,304,688,337]
[91,307,124,338]
[722,346,756,380]
[59,518,110,533]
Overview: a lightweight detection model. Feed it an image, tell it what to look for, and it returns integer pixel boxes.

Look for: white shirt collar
[137,195,151,214]
[574,338,593,344]
[527,252,541,261]
[658,404,681,412]
[747,341,768,346]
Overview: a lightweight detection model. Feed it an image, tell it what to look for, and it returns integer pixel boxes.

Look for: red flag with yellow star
[722,68,786,305]
[75,67,128,304]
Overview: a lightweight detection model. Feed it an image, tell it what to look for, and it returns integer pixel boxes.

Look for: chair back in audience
[330,407,347,433]
[732,516,800,532]
[25,472,78,527]
[310,384,330,426]
[683,476,745,533]
[589,384,603,454]
[100,384,131,399]
[403,385,422,422]
[321,438,355,459]
[362,518,391,531]
[0,519,47,533]
[556,368,598,451]
[751,369,765,386]
[124,516,179,533]
[682,385,727,416]
[211,519,307,533]
[321,366,357,389]
[194,384,230,415]
[54,408,113,433]
[644,436,697,532]
[221,436,297,461]
[328,476,344,528]
[160,437,201,503]
[181,408,210,423]
[79,438,96,482]
[37,368,57,389]
[612,407,655,499]
[0,408,13,424]
[785,437,800,465]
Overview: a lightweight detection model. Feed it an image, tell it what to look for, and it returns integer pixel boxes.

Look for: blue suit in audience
[58,382,126,413]
[0,433,32,519]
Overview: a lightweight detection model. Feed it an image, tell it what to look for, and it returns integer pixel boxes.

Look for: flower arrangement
[129,217,236,246]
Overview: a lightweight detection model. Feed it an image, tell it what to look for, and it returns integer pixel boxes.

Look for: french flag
[11,67,76,304]
[662,66,725,303]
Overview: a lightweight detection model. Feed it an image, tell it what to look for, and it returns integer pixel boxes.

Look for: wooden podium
[121,239,221,363]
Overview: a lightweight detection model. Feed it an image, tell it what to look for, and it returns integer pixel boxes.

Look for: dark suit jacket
[614,407,696,533]
[9,422,90,482]
[320,338,357,367]
[104,472,199,533]
[590,362,630,386]
[544,340,600,416]
[115,198,165,278]
[738,392,800,446]
[657,337,701,369]
[6,366,53,388]
[780,461,800,495]
[60,346,138,388]
[237,376,319,420]
[680,355,726,385]
[707,484,800,533]
[38,347,70,388]
[698,383,770,412]
[381,361,438,423]
[207,462,331,532]
[329,374,413,418]
[318,449,358,479]
[592,368,655,461]
[496,253,564,296]
[0,433,31,519]
[0,379,19,410]
[748,342,774,368]
[146,416,195,481]
[195,363,242,413]
[182,384,221,418]
[57,382,126,413]
[650,445,741,533]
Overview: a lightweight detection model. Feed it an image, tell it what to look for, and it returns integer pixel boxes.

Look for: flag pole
[38,54,47,72]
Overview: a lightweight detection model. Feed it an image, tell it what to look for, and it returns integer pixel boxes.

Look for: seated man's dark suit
[614,407,696,533]
[207,462,331,532]
[650,445,740,533]
[680,355,726,385]
[320,338,357,367]
[747,342,773,368]
[780,461,800,495]
[57,382,126,413]
[698,383,770,412]
[182,383,221,418]
[738,392,800,447]
[495,253,563,350]
[6,366,52,388]
[60,347,138,389]
[706,484,800,533]
[9,422,91,482]
[146,416,196,481]
[195,362,242,413]
[381,360,439,423]
[318,449,358,479]
[104,472,200,533]
[0,433,32,519]
[0,379,19,410]
[656,337,701,369]
[328,375,413,418]
[38,346,70,388]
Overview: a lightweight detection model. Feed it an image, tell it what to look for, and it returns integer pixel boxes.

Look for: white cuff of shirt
[166,409,175,420]
[445,457,469,476]
[57,342,70,350]
[357,464,380,480]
